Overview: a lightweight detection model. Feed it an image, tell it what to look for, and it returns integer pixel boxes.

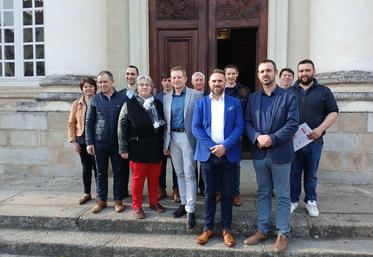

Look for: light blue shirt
[171,88,186,129]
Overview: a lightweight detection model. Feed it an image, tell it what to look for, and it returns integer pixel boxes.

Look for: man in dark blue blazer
[193,69,244,247]
[244,60,299,253]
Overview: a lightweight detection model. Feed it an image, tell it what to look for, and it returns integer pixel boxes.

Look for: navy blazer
[192,93,244,163]
[245,86,299,164]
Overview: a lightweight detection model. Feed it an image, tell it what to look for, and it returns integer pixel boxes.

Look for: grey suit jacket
[163,87,202,151]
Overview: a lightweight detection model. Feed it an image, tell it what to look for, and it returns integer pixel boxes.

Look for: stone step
[0,228,372,257]
[0,191,372,239]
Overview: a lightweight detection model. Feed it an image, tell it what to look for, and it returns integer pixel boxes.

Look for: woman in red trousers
[118,75,166,219]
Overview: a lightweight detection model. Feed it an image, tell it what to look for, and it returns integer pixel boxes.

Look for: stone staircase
[1,185,373,257]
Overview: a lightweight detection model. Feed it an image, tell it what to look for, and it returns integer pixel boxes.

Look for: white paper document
[293,123,314,152]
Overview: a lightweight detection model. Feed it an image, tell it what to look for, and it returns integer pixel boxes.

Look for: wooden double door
[149,0,268,91]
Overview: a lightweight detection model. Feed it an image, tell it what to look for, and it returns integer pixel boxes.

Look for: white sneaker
[290,202,298,213]
[305,200,319,217]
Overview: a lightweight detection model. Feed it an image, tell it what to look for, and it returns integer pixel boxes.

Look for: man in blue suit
[193,69,244,247]
[244,60,299,253]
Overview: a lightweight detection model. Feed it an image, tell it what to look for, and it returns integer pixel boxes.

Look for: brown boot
[158,187,167,200]
[233,195,241,206]
[243,230,268,245]
[91,200,107,213]
[222,230,236,247]
[216,192,221,203]
[273,234,288,253]
[114,200,125,213]
[196,230,214,245]
[79,194,92,205]
[172,188,180,203]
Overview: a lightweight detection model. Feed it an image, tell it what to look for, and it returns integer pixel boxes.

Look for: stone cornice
[334,92,373,101]
[316,70,373,85]
[39,75,95,87]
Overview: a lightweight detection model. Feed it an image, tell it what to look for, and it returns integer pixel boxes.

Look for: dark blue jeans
[95,142,124,201]
[201,154,236,230]
[290,140,323,203]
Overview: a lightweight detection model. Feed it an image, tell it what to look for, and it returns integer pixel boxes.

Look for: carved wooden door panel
[149,0,267,89]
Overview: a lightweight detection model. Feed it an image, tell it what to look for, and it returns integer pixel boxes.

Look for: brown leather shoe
[243,230,268,245]
[273,234,288,253]
[91,200,107,213]
[233,195,241,206]
[133,208,146,219]
[149,203,166,213]
[158,188,167,200]
[79,194,92,205]
[216,192,221,203]
[114,200,125,213]
[222,230,236,247]
[196,230,214,245]
[172,188,180,203]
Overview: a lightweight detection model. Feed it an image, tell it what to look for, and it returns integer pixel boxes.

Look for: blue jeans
[290,140,323,203]
[95,142,124,201]
[201,154,236,230]
[253,155,291,236]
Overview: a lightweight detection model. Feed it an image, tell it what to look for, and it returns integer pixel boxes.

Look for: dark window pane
[24,45,33,59]
[23,11,33,25]
[36,61,44,76]
[35,44,44,59]
[3,0,13,9]
[23,0,32,8]
[24,62,33,76]
[0,46,2,59]
[0,64,2,76]
[34,0,43,8]
[5,45,14,59]
[5,62,15,76]
[0,29,2,43]
[5,29,14,43]
[4,12,14,26]
[35,10,43,25]
[35,27,43,42]
[23,28,32,42]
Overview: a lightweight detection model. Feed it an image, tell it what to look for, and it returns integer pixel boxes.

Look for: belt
[171,128,186,132]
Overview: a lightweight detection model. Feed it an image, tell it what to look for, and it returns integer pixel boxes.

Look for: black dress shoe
[173,204,186,218]
[187,212,195,229]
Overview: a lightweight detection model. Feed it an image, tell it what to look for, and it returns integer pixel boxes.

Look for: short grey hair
[192,71,205,81]
[136,75,155,95]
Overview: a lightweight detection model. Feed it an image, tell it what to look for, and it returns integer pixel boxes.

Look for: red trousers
[130,161,162,209]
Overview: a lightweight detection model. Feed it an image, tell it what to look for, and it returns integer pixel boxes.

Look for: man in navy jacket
[244,60,299,253]
[86,71,127,214]
[193,69,244,247]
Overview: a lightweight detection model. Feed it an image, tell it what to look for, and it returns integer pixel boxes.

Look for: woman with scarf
[68,77,97,205]
[118,75,166,219]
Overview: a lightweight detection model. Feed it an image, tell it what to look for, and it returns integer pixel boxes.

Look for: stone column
[44,0,107,76]
[309,0,373,97]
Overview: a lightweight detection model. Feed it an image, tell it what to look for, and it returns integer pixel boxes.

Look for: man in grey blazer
[164,66,202,229]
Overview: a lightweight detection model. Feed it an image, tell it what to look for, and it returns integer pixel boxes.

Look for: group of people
[68,59,338,253]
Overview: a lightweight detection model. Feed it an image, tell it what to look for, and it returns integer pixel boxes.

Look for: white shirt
[209,93,225,144]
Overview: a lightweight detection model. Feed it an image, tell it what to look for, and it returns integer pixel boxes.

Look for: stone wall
[0,111,80,176]
[321,112,373,173]
[0,109,372,177]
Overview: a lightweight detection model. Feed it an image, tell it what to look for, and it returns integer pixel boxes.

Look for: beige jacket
[68,95,87,143]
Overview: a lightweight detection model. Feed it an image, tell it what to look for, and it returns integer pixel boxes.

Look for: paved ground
[0,171,373,257]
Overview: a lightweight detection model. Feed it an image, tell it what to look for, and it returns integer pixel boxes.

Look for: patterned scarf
[135,94,165,129]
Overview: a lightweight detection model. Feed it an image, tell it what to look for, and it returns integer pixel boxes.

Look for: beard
[298,75,314,86]
[212,87,224,96]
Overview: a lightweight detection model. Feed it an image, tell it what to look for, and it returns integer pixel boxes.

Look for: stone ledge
[39,75,94,87]
[334,92,373,101]
[35,92,81,102]
[317,70,373,85]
